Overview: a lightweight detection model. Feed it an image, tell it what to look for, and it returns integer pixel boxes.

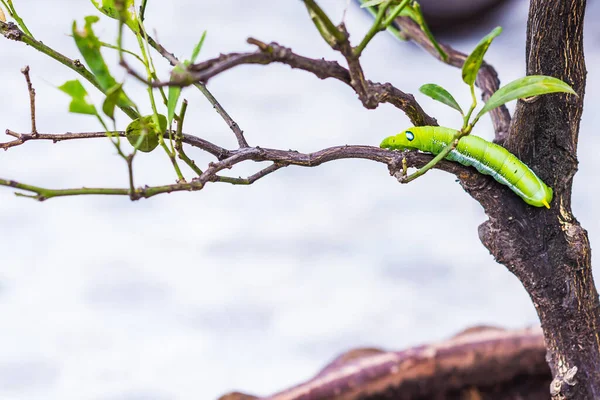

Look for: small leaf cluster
[418,26,576,132]
[56,0,207,158]
[357,0,447,60]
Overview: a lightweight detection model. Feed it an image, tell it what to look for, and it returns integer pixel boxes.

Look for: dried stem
[194,82,249,148]
[20,65,37,135]
[2,129,228,160]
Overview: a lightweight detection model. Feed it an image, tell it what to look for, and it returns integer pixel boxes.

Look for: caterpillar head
[380,129,422,151]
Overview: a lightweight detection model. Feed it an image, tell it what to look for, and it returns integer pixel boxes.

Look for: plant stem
[175,100,203,176]
[354,1,391,57]
[303,0,346,45]
[1,0,33,37]
[0,21,139,120]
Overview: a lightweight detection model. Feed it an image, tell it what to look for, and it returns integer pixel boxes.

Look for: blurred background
[0,1,598,399]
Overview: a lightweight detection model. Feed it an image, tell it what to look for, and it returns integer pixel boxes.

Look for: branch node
[247,37,270,52]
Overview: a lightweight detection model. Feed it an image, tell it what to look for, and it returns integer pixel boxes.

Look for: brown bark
[221,327,551,400]
[476,0,600,398]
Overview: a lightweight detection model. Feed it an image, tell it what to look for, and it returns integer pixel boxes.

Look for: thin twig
[20,65,37,135]
[125,154,137,200]
[0,144,487,202]
[354,0,410,57]
[190,38,437,126]
[0,21,139,120]
[175,100,204,176]
[139,0,149,22]
[140,32,250,148]
[218,162,287,185]
[194,82,249,148]
[1,129,229,160]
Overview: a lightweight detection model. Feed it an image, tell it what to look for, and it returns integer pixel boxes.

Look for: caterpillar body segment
[380,126,553,208]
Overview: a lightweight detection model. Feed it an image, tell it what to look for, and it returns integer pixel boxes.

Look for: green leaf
[190,31,207,64]
[167,65,191,124]
[125,114,167,153]
[167,83,182,126]
[90,0,139,32]
[102,83,125,120]
[166,31,207,124]
[72,16,117,92]
[475,75,577,120]
[462,26,502,86]
[420,83,463,115]
[73,16,134,112]
[58,80,98,115]
[360,0,388,7]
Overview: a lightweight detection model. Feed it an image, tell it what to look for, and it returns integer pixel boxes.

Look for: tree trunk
[477,0,600,397]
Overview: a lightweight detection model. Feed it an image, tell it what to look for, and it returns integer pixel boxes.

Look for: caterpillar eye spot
[405,131,415,141]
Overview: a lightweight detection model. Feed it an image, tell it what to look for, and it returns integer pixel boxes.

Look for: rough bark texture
[220,327,551,400]
[476,0,600,398]
[220,1,598,398]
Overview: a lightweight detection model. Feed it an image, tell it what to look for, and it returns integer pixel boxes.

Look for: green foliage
[189,32,207,64]
[419,84,463,115]
[476,75,577,120]
[0,0,33,36]
[392,25,576,186]
[360,0,388,7]
[90,0,139,32]
[58,80,98,115]
[416,26,575,130]
[72,15,133,117]
[73,16,118,91]
[357,0,447,61]
[462,26,502,87]
[167,31,206,125]
[125,114,167,153]
[102,83,125,120]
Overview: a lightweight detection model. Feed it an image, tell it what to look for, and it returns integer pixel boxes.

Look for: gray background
[0,1,598,399]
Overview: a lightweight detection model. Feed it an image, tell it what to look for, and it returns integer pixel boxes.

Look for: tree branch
[1,129,504,204]
[190,38,437,127]
[2,129,229,160]
[141,32,250,148]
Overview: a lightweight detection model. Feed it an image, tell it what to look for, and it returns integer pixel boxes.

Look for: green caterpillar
[380,126,553,208]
